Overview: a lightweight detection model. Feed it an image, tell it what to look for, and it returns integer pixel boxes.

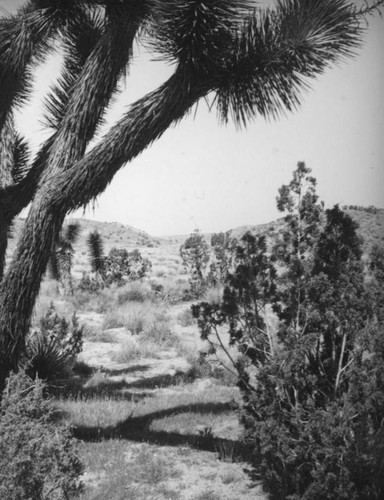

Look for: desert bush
[187,352,216,380]
[77,271,104,293]
[70,287,114,313]
[79,244,152,291]
[0,371,83,499]
[132,447,174,484]
[101,311,126,330]
[111,338,146,363]
[122,307,149,335]
[180,229,210,298]
[117,281,154,304]
[177,307,196,327]
[141,313,179,349]
[111,336,167,362]
[102,303,152,334]
[25,303,83,383]
[103,248,152,286]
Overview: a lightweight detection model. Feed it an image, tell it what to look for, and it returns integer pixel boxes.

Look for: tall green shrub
[193,164,384,499]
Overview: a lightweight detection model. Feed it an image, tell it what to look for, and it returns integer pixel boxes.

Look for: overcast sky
[2,0,384,235]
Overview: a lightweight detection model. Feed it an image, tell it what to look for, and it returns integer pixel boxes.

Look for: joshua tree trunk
[0,2,143,385]
[0,215,9,282]
[0,68,208,381]
[0,0,376,390]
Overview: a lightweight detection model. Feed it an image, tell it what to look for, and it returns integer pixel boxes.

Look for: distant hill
[343,207,384,253]
[7,218,163,258]
[68,218,163,252]
[226,207,384,257]
[7,207,384,263]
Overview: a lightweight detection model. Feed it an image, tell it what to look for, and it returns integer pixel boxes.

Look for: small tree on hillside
[207,232,233,286]
[180,229,210,298]
[80,230,152,290]
[103,248,152,286]
[274,161,324,331]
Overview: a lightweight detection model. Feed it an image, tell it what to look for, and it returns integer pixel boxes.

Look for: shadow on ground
[72,400,253,463]
[59,368,195,400]
[60,365,254,463]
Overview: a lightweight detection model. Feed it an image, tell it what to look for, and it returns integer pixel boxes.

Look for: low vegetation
[193,163,384,499]
[0,372,83,500]
[2,163,383,499]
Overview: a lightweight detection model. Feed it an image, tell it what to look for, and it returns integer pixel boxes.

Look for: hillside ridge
[8,206,384,255]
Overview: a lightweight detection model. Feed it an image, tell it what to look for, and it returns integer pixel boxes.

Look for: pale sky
[2,0,384,235]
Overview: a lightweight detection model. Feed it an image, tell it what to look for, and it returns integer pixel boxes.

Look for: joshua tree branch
[0,66,209,378]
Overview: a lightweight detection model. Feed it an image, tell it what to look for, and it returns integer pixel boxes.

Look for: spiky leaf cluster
[214,0,362,125]
[87,229,105,273]
[0,0,86,120]
[43,10,105,131]
[147,0,253,70]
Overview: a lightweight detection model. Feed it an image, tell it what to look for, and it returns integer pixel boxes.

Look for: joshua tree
[0,0,382,385]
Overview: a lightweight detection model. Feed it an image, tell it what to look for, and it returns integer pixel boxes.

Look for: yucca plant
[25,335,70,384]
[25,303,83,384]
[0,0,383,386]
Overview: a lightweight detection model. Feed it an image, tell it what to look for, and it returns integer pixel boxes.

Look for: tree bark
[0,2,147,385]
[0,68,209,383]
[0,114,16,281]
[0,213,10,282]
[0,0,368,390]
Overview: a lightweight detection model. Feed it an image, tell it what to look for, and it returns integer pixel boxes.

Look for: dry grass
[28,233,267,500]
[79,441,265,500]
[55,380,239,430]
[111,336,166,363]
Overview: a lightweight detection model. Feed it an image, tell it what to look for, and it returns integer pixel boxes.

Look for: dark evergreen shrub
[0,371,83,499]
[193,164,384,499]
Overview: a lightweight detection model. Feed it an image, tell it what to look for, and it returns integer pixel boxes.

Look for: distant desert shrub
[70,287,114,313]
[111,337,146,362]
[141,313,179,349]
[117,281,154,304]
[177,308,196,327]
[102,303,152,334]
[102,248,152,286]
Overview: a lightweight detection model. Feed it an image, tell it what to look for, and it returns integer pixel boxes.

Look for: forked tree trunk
[0,3,143,387]
[0,69,208,387]
[0,0,368,392]
[0,216,9,282]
